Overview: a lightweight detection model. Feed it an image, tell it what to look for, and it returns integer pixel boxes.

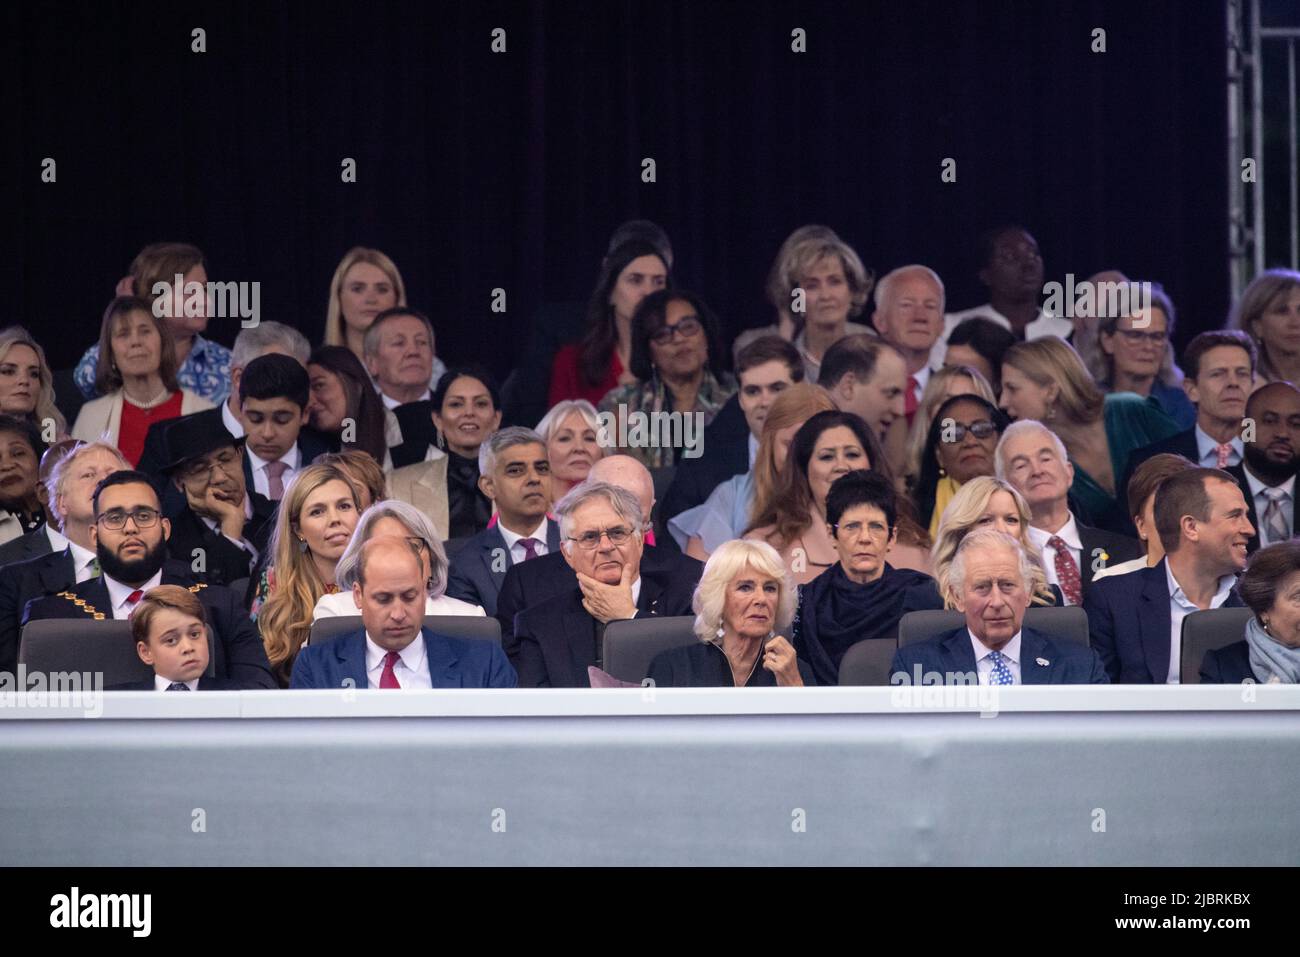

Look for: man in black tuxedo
[512,481,696,687]
[1226,381,1300,552]
[160,418,275,590]
[22,471,275,689]
[658,336,804,549]
[996,421,1143,604]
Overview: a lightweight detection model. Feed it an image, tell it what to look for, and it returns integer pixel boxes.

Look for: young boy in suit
[114,584,236,690]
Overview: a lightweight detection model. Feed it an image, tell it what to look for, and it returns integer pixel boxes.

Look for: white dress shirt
[1243,468,1295,545]
[499,518,551,564]
[45,523,69,552]
[246,445,301,500]
[1194,425,1244,468]
[154,675,198,691]
[1027,515,1083,603]
[221,401,245,439]
[969,630,1022,685]
[1165,562,1237,684]
[68,540,99,584]
[105,570,163,620]
[380,389,432,411]
[932,304,1073,368]
[365,632,432,689]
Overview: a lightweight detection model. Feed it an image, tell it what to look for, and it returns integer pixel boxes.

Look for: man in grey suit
[445,427,557,615]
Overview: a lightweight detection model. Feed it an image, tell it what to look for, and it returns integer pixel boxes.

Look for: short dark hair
[1183,330,1257,381]
[1127,452,1195,524]
[432,363,501,413]
[1239,541,1300,620]
[817,334,898,390]
[0,414,45,460]
[975,224,1032,270]
[627,289,727,382]
[92,470,159,517]
[606,220,673,267]
[1153,467,1236,554]
[945,317,1017,379]
[239,353,310,409]
[826,469,898,530]
[735,335,804,382]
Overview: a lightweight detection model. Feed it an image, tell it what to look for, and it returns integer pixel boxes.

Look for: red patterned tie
[379,651,401,689]
[905,375,919,426]
[1215,443,1232,469]
[1048,536,1082,606]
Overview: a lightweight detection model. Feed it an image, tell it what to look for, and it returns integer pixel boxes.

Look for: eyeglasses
[1115,329,1168,345]
[649,316,702,345]
[566,526,634,549]
[944,421,998,442]
[833,520,892,540]
[96,507,161,530]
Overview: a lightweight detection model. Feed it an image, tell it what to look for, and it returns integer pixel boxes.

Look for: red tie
[1048,536,1083,606]
[379,651,401,689]
[905,375,919,426]
[125,589,144,613]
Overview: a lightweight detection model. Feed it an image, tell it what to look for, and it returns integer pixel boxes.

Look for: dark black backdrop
[8,0,1230,383]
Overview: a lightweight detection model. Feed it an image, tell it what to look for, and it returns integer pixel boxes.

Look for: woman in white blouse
[313,499,485,620]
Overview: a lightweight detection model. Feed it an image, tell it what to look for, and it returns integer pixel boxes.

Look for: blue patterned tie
[165,682,190,691]
[988,650,1015,685]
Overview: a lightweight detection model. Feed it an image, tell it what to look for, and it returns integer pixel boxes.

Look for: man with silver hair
[996,419,1141,606]
[511,479,696,687]
[445,427,559,615]
[870,264,946,423]
[889,528,1108,685]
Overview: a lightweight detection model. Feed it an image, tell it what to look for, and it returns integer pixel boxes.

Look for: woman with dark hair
[597,289,736,468]
[1202,541,1300,684]
[1097,284,1195,429]
[388,364,502,540]
[792,470,943,685]
[548,240,670,407]
[305,345,393,466]
[745,409,891,585]
[942,316,1017,394]
[914,394,1008,538]
[0,414,49,543]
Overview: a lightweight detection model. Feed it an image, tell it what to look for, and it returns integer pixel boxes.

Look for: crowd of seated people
[2,230,1299,692]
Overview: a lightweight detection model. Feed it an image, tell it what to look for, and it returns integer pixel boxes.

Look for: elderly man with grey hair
[511,479,698,687]
[995,419,1142,606]
[444,426,559,615]
[870,264,946,420]
[890,528,1108,685]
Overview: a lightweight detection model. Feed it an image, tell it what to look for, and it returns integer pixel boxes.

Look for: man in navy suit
[1085,467,1253,683]
[446,427,560,615]
[1225,381,1300,552]
[513,481,697,687]
[890,528,1108,685]
[291,537,516,689]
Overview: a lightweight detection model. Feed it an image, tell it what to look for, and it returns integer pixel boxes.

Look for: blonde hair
[45,440,129,521]
[536,398,602,443]
[1230,268,1300,383]
[691,539,796,642]
[1002,335,1103,425]
[258,464,361,675]
[929,475,1053,608]
[767,228,873,325]
[903,365,997,490]
[0,326,66,437]
[324,247,407,348]
[748,383,837,531]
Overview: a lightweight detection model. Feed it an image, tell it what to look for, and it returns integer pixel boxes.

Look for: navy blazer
[1084,558,1244,683]
[289,626,517,689]
[445,520,563,616]
[1121,427,1199,496]
[889,625,1109,685]
[108,676,240,691]
[0,547,78,675]
[1199,640,1255,684]
[0,524,54,569]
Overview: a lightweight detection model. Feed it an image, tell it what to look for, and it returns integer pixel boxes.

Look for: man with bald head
[494,454,703,663]
[1226,381,1300,550]
[290,537,516,689]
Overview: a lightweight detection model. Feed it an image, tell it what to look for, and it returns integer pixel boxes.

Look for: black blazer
[648,640,818,687]
[1199,640,1254,684]
[0,524,54,569]
[657,395,751,548]
[138,407,226,516]
[495,544,703,661]
[1121,427,1199,497]
[1223,462,1297,554]
[389,399,436,469]
[0,547,77,675]
[108,676,241,691]
[1077,521,1144,596]
[512,572,697,687]
[23,559,276,689]
[165,494,276,589]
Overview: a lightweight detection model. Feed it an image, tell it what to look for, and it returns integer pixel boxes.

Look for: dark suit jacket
[495,544,703,661]
[289,626,517,689]
[389,399,436,469]
[108,676,240,691]
[1121,427,1199,496]
[165,494,276,589]
[1077,522,1144,596]
[1199,640,1255,684]
[445,520,563,616]
[23,559,276,689]
[0,524,54,569]
[1223,462,1296,554]
[512,572,698,687]
[889,626,1109,685]
[1084,558,1245,684]
[0,547,79,675]
[657,395,751,549]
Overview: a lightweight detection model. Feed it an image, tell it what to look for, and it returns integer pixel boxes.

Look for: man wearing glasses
[511,480,695,687]
[22,471,275,688]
